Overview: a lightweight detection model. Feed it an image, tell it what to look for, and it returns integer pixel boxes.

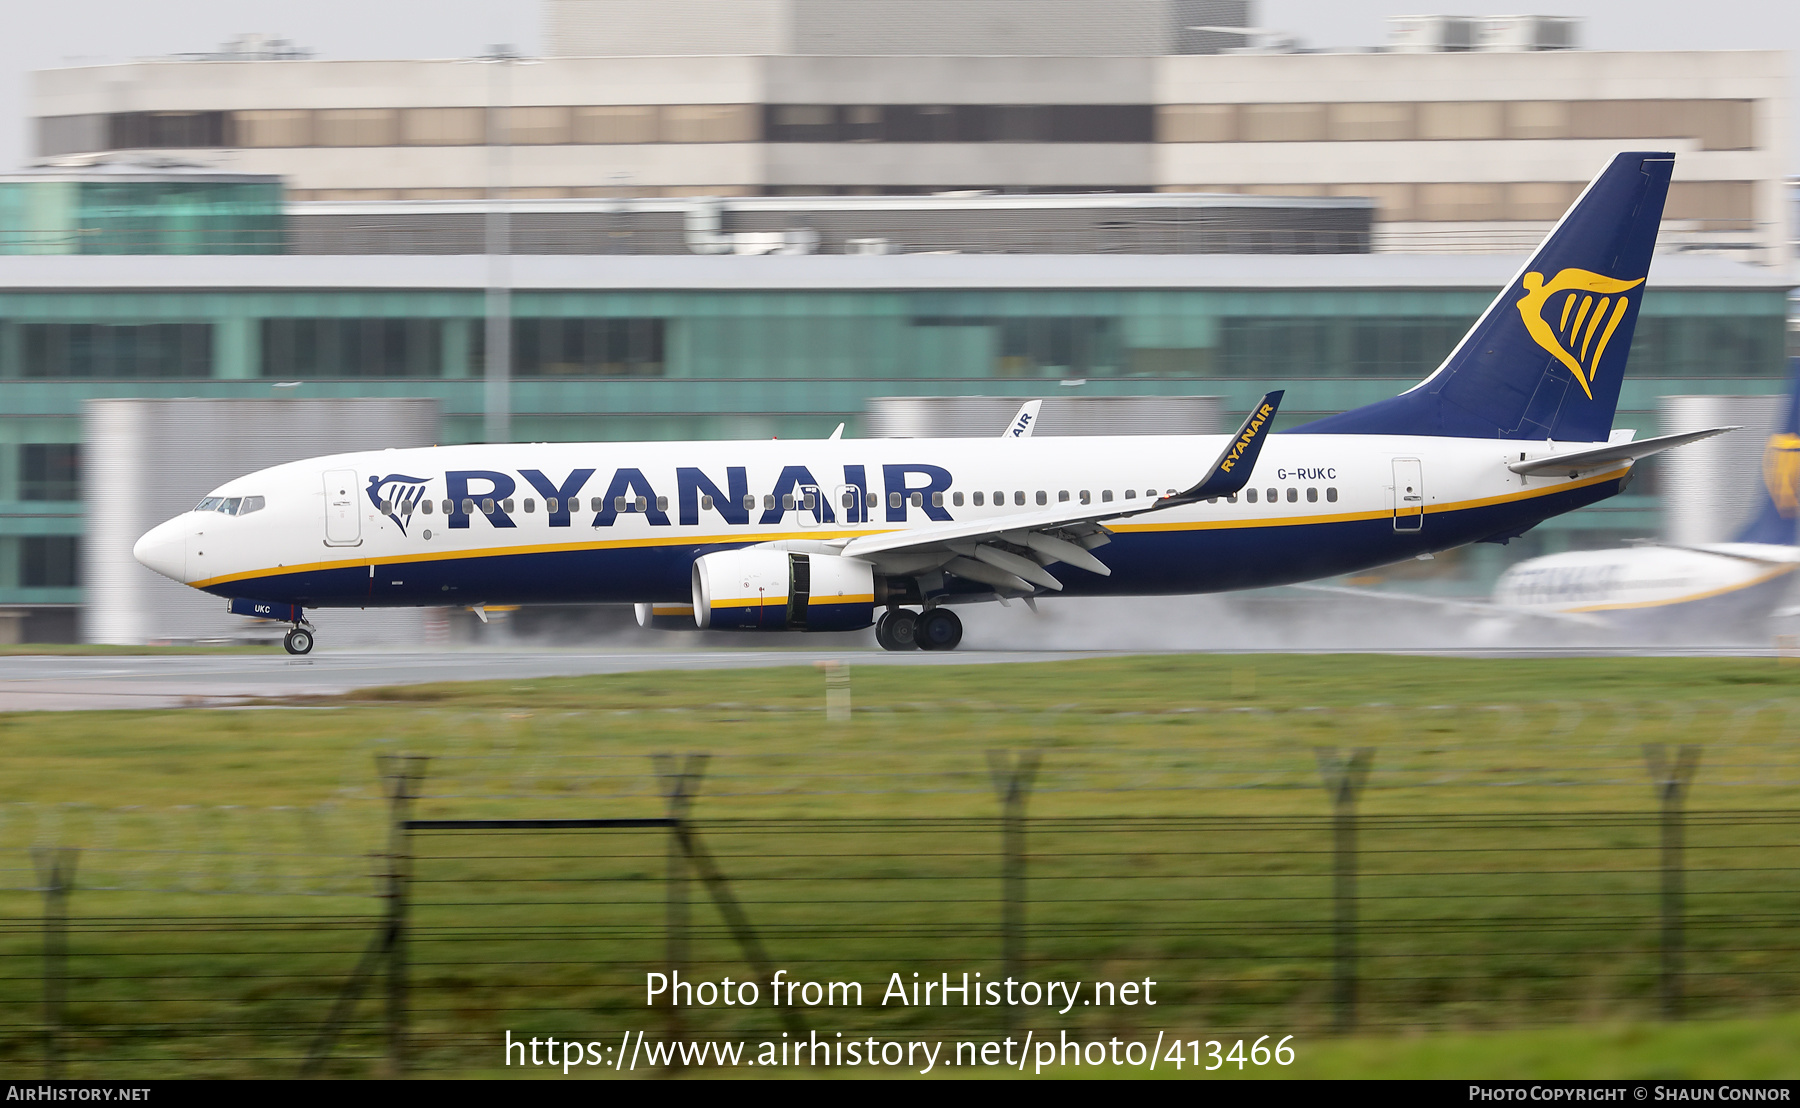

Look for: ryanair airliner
[134,152,1728,655]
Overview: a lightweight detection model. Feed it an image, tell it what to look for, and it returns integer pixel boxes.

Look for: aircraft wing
[1507,426,1737,477]
[1290,583,1610,627]
[826,392,1283,594]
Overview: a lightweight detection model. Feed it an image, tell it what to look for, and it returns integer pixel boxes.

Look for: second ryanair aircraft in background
[134,151,1731,653]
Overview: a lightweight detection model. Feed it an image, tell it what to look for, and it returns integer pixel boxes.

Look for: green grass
[0,654,1797,1078]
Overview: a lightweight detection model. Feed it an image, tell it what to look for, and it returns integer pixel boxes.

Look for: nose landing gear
[283,623,315,655]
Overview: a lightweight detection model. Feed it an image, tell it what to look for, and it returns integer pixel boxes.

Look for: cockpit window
[194,495,264,515]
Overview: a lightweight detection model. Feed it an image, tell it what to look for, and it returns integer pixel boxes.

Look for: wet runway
[0,648,1123,711]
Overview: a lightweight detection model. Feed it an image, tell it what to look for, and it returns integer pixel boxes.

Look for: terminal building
[27,3,1791,263]
[2,2,1795,641]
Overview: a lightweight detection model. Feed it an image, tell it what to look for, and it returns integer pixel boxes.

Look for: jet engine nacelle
[691,549,875,632]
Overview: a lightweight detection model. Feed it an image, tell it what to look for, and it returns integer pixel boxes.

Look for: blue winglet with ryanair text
[1161,390,1283,505]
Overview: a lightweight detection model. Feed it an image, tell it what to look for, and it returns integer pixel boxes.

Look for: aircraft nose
[133,516,189,582]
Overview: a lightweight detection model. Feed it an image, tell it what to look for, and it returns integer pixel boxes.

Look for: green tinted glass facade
[0,179,283,255]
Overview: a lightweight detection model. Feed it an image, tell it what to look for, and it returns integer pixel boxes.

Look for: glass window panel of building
[18,323,211,378]
[20,444,80,501]
[260,318,441,377]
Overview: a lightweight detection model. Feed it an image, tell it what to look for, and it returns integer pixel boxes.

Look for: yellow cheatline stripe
[709,596,787,609]
[189,526,893,589]
[1563,562,1799,613]
[194,467,1628,588]
[708,593,876,610]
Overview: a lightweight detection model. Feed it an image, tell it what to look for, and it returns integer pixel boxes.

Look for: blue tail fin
[1303,152,1674,442]
[1734,363,1800,546]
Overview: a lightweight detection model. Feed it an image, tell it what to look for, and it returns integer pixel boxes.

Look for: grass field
[0,653,1797,1078]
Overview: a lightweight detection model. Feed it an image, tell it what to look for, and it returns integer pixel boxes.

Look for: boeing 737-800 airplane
[134,151,1729,654]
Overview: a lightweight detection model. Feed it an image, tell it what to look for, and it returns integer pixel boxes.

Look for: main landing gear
[283,624,315,655]
[876,607,963,652]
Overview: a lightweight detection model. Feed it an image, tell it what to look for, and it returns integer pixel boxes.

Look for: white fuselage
[133,432,1628,613]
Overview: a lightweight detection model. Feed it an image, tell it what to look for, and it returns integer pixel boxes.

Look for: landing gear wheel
[283,628,314,656]
[875,609,918,652]
[915,608,964,652]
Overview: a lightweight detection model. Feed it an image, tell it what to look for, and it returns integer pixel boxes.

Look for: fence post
[1643,743,1699,1020]
[817,660,851,723]
[31,846,77,1080]
[655,753,709,1046]
[376,753,429,1076]
[987,750,1041,1034]
[1315,747,1373,1033]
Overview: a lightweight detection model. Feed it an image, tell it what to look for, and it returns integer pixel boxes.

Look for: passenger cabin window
[444,500,455,514]
[503,498,516,513]
[973,491,985,506]
[591,497,604,511]
[1286,488,1297,503]
[1246,488,1258,503]
[1306,488,1318,503]
[1326,488,1338,503]
[866,492,878,509]
[1013,491,1025,506]
[766,495,778,510]
[524,498,536,513]
[782,494,796,510]
[1266,487,1277,502]
[1125,490,1136,500]
[840,491,854,508]
[657,495,669,511]
[1227,493,1238,503]
[702,495,715,511]
[1080,490,1091,504]
[1036,491,1048,506]
[993,491,1003,504]
[462,498,475,514]
[910,492,923,507]
[1102,490,1113,503]
[421,499,434,515]
[932,491,944,507]
[889,492,901,508]
[743,494,756,510]
[482,498,495,514]
[952,491,964,507]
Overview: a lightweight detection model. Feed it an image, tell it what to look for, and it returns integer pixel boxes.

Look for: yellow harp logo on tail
[1515,269,1645,400]
[1763,433,1800,519]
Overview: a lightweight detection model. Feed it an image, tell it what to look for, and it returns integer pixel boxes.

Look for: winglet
[1163,391,1283,504]
[828,422,845,440]
[1002,400,1042,440]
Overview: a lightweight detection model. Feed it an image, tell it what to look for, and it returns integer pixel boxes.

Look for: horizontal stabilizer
[1507,426,1736,477]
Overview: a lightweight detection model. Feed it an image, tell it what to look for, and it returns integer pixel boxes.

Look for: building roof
[0,252,1787,293]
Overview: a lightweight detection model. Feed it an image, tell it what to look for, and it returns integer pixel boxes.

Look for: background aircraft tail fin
[1303,151,1674,443]
[1734,365,1800,546]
